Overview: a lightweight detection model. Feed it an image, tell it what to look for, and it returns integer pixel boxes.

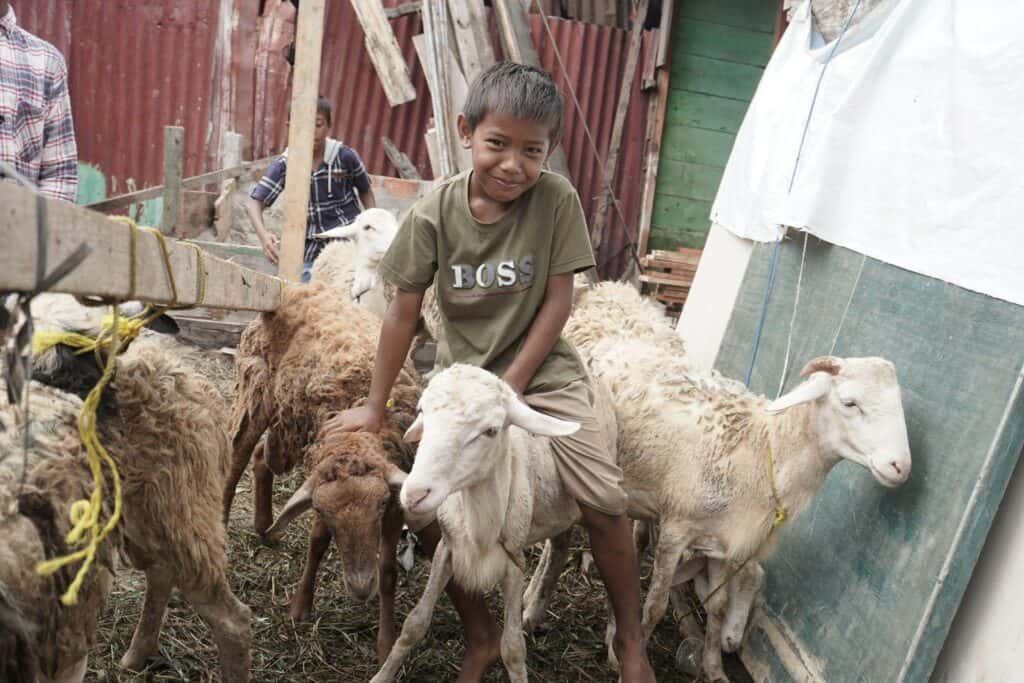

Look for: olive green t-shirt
[379,170,595,394]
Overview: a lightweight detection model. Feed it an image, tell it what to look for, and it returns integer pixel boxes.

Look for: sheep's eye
[482,427,499,438]
[841,398,858,409]
[363,224,373,231]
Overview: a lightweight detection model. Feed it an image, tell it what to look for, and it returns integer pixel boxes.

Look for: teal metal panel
[714,235,1024,682]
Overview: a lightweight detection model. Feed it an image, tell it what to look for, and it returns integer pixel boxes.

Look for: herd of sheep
[0,207,913,682]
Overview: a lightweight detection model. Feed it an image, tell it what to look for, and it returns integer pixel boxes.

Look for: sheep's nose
[890,459,910,478]
[347,575,378,602]
[724,635,738,653]
[403,486,431,512]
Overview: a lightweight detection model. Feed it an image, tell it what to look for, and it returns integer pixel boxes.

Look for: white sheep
[0,295,251,682]
[368,364,615,683]
[564,279,685,357]
[581,338,911,682]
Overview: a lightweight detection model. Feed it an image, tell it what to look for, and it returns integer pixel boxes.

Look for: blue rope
[742,0,864,387]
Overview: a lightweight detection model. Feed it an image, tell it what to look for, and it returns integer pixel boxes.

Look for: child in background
[248,96,376,282]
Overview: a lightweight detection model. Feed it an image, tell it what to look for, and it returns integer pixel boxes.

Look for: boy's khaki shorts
[525,379,628,517]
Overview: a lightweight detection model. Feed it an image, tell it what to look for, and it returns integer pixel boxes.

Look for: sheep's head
[766,356,912,487]
[263,431,407,602]
[399,364,580,516]
[30,294,178,400]
[317,207,399,269]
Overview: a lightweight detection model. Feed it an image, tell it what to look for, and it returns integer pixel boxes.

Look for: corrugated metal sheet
[10,0,71,58]
[18,1,657,279]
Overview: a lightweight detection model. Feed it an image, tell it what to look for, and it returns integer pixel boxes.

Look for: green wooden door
[651,0,777,250]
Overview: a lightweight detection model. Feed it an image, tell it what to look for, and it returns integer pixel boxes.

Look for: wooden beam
[381,136,423,180]
[384,1,421,19]
[350,0,417,107]
[279,0,327,282]
[86,156,276,213]
[215,131,244,241]
[416,6,460,178]
[589,0,649,254]
[491,0,571,178]
[0,183,282,311]
[636,11,673,261]
[447,0,494,83]
[160,126,184,236]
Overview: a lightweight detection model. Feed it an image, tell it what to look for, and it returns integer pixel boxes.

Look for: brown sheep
[0,336,251,682]
[222,282,420,662]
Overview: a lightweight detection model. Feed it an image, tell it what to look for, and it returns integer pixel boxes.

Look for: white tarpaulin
[711,0,1024,306]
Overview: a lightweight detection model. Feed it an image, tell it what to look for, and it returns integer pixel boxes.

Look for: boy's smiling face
[458,111,553,219]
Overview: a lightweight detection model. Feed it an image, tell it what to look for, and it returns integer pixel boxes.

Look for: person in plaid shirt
[0,0,78,202]
[247,96,376,282]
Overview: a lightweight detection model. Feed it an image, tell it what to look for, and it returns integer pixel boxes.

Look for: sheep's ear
[766,373,832,414]
[316,223,360,240]
[262,477,315,541]
[799,356,842,378]
[506,398,580,437]
[403,414,424,443]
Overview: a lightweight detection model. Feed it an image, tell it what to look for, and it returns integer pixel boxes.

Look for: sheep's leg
[633,520,652,556]
[500,560,528,683]
[181,576,253,683]
[369,539,453,683]
[700,559,731,683]
[120,566,175,670]
[604,595,619,671]
[641,526,689,641]
[523,530,571,632]
[289,516,331,622]
[251,440,275,538]
[376,506,404,662]
[223,412,268,524]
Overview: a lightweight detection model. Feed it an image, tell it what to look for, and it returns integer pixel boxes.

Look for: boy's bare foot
[457,623,502,682]
[615,637,657,683]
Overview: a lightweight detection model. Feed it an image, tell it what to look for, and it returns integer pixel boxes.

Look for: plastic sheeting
[711,0,1024,306]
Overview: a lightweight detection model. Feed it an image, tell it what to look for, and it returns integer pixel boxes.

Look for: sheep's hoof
[258,531,282,548]
[119,649,153,672]
[288,595,314,622]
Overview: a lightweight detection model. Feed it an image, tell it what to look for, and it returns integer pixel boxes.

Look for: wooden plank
[590,0,649,253]
[214,131,244,241]
[648,226,708,250]
[0,183,282,311]
[667,89,749,135]
[86,156,276,213]
[385,1,421,19]
[655,0,673,68]
[637,33,673,261]
[660,124,735,166]
[671,53,765,101]
[280,0,327,282]
[188,240,275,275]
[651,194,714,232]
[674,17,775,67]
[417,4,461,177]
[167,314,251,349]
[424,123,443,179]
[676,0,777,34]
[381,136,423,180]
[350,0,417,107]
[447,0,494,83]
[656,158,725,202]
[492,0,571,178]
[160,126,184,236]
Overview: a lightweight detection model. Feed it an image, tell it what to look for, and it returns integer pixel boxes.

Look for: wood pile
[640,247,702,318]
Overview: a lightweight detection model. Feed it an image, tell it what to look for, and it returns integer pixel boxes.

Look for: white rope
[829,253,868,355]
[776,231,809,398]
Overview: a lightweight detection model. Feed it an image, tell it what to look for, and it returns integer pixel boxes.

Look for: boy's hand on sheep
[319,404,384,438]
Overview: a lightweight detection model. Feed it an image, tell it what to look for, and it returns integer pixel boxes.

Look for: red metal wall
[18,1,655,279]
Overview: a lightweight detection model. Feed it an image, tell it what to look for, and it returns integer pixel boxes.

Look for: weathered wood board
[714,235,1024,682]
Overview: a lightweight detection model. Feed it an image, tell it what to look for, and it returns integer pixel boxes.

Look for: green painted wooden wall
[650,0,777,250]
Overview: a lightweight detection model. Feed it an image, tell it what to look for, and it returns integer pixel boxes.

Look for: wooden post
[447,0,495,83]
[636,0,672,264]
[589,0,649,254]
[215,131,244,242]
[350,0,417,106]
[491,0,571,179]
[279,0,327,282]
[418,2,460,178]
[160,126,184,236]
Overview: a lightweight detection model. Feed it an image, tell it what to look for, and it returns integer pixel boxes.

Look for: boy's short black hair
[462,62,564,143]
[316,96,332,125]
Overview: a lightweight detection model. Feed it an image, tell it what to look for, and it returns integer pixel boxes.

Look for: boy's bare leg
[416,522,502,681]
[580,504,657,683]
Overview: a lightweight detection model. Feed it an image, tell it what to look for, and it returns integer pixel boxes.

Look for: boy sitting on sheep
[320,62,655,682]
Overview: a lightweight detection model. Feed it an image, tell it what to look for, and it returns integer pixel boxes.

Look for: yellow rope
[35,306,126,605]
[764,442,788,529]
